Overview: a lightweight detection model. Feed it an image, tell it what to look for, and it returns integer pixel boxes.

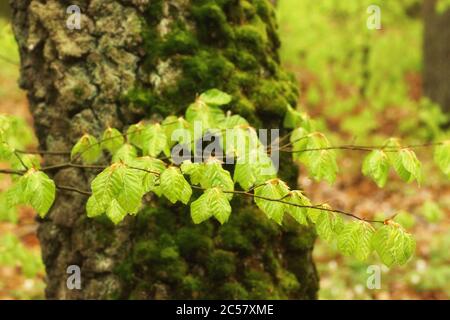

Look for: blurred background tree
[423,0,450,115]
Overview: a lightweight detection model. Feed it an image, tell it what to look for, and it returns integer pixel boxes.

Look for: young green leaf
[115,167,144,214]
[284,106,315,132]
[292,132,338,183]
[89,165,122,213]
[391,148,422,184]
[434,141,450,177]
[26,171,56,218]
[11,154,41,171]
[384,137,401,161]
[283,105,303,129]
[0,142,14,161]
[127,122,146,149]
[371,223,416,267]
[220,114,249,130]
[106,199,128,225]
[9,169,56,218]
[185,101,226,132]
[128,156,166,193]
[290,127,309,162]
[112,143,137,163]
[160,167,192,204]
[307,206,323,224]
[163,116,191,147]
[283,190,311,226]
[71,134,101,164]
[337,221,375,260]
[308,149,338,184]
[200,158,234,199]
[362,150,389,187]
[199,89,232,107]
[233,160,257,190]
[181,160,204,185]
[254,179,290,225]
[233,148,277,190]
[86,195,103,218]
[190,188,231,224]
[315,209,344,242]
[223,127,259,157]
[384,138,421,183]
[87,163,145,224]
[102,128,124,153]
[142,124,169,157]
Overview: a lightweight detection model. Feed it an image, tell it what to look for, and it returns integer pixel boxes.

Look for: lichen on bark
[10,0,318,299]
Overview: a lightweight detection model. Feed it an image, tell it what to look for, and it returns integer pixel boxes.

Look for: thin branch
[278,131,292,145]
[235,190,383,224]
[13,150,28,170]
[246,182,267,192]
[14,122,180,162]
[41,163,107,171]
[0,160,385,224]
[71,126,144,162]
[280,142,445,154]
[191,185,383,224]
[56,185,92,196]
[127,166,162,176]
[277,135,310,151]
[0,168,25,175]
[16,149,70,156]
[1,125,445,225]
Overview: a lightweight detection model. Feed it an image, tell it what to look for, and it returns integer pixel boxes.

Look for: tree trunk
[10,0,318,299]
[423,0,450,114]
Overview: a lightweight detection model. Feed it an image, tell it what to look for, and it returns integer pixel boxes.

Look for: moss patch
[124,0,298,127]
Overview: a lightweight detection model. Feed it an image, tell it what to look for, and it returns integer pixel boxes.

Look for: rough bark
[10,0,318,299]
[423,0,450,114]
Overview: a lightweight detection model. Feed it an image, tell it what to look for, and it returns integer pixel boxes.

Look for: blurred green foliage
[0,18,44,300]
[278,0,449,299]
[0,234,44,278]
[278,0,448,142]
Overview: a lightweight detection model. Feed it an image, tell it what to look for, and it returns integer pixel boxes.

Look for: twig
[128,166,162,176]
[0,168,25,175]
[56,185,92,196]
[246,183,266,192]
[191,185,383,224]
[16,149,70,156]
[41,163,107,171]
[280,142,445,154]
[13,150,28,169]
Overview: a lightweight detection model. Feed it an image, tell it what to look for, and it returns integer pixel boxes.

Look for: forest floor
[285,62,450,300]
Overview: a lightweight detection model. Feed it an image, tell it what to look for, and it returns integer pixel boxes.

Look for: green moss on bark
[125,0,298,125]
